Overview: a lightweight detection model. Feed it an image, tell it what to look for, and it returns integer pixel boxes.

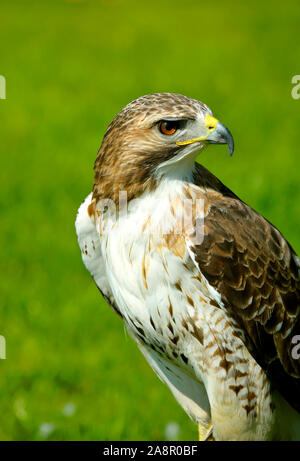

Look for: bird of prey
[75,93,300,441]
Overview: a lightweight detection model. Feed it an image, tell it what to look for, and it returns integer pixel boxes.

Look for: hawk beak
[206,117,234,157]
[176,114,234,156]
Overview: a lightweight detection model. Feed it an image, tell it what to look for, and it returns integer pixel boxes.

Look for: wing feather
[188,163,300,411]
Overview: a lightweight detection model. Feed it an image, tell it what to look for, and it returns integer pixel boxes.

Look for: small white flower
[38,422,56,438]
[62,402,76,417]
[164,422,180,440]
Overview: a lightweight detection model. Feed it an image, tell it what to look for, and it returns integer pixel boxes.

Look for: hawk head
[93,93,234,203]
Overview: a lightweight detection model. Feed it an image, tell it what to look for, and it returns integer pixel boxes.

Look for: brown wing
[191,163,300,412]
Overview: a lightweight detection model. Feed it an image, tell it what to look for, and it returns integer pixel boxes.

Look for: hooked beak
[176,114,234,156]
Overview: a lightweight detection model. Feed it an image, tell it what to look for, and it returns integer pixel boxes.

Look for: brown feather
[190,163,300,412]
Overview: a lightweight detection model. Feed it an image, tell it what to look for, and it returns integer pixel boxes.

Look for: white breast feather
[75,193,112,300]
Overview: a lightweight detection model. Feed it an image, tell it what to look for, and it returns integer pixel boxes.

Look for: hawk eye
[159,120,180,136]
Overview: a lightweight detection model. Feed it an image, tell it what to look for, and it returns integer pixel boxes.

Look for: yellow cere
[176,114,218,146]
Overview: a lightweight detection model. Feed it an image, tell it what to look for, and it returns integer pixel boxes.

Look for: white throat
[154,144,204,182]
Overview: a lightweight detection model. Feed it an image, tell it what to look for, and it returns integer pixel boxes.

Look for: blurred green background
[0,0,299,441]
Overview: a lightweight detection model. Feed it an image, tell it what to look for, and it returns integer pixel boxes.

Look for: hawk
[75,93,300,441]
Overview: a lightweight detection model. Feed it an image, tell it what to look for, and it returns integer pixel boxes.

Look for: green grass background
[0,0,299,441]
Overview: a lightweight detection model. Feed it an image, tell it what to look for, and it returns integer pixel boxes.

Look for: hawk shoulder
[187,163,300,411]
[75,193,121,317]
